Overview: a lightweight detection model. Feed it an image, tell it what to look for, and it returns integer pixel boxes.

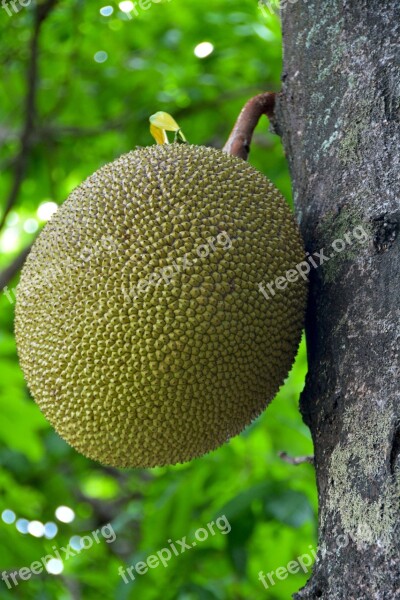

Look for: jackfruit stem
[223,92,276,161]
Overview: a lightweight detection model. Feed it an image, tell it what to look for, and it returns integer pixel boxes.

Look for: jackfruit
[15,143,307,468]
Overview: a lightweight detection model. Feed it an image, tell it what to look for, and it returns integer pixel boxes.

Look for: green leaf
[264,489,314,528]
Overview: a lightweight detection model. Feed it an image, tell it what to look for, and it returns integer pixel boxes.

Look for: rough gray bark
[274,1,400,598]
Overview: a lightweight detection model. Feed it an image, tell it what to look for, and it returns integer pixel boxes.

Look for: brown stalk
[223,92,276,161]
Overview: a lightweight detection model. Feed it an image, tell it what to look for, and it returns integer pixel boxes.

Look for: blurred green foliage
[0,1,316,598]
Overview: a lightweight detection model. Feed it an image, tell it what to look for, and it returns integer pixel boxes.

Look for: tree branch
[0,243,33,291]
[0,0,57,233]
[223,92,276,160]
[278,451,314,466]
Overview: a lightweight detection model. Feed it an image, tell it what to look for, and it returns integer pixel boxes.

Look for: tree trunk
[274,1,400,598]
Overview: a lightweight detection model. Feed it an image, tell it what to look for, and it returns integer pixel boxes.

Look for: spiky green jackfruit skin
[15,144,307,468]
